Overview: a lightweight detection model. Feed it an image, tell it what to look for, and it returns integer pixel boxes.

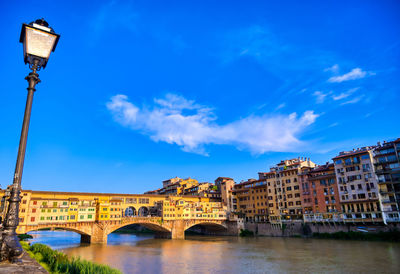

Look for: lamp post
[0,19,60,263]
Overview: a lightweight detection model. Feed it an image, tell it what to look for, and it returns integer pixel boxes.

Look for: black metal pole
[0,60,40,263]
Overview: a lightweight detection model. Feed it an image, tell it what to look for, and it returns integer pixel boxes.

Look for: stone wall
[242,222,399,237]
[244,222,304,237]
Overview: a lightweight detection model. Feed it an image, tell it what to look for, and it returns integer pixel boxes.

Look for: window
[80,215,84,220]
[53,202,57,207]
[32,209,36,213]
[40,216,44,221]
[30,217,35,222]
[33,201,37,205]
[335,160,343,165]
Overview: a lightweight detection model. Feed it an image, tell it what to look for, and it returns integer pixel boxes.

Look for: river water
[28,231,400,274]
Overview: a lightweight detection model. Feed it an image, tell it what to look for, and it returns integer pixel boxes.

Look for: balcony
[381,199,396,204]
[384,211,400,222]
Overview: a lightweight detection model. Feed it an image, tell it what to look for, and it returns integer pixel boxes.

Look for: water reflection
[28,231,400,274]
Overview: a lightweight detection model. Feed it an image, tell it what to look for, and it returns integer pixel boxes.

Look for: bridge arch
[184,221,227,232]
[137,206,149,217]
[25,226,91,236]
[106,218,171,235]
[124,206,137,217]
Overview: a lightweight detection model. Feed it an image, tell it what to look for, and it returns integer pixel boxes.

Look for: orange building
[300,163,341,222]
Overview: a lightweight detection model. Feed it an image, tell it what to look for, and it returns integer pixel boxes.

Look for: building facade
[300,163,341,222]
[333,147,382,223]
[373,139,400,223]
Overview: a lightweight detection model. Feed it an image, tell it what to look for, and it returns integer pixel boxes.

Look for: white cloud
[275,103,286,110]
[328,68,373,83]
[313,91,331,104]
[107,94,319,155]
[324,64,339,73]
[332,87,360,101]
[340,95,365,105]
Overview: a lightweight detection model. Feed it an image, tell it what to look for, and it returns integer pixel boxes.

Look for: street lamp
[0,19,60,263]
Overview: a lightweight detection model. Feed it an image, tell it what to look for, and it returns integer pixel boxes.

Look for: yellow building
[68,198,79,222]
[39,198,70,223]
[163,197,226,221]
[77,199,96,222]
[176,178,199,195]
[0,190,229,235]
[96,197,110,221]
[109,197,123,220]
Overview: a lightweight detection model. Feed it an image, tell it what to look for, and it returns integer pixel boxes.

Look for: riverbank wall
[191,220,399,237]
[242,222,399,237]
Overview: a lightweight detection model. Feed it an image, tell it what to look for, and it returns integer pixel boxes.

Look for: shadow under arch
[185,222,227,235]
[25,226,90,236]
[108,220,171,235]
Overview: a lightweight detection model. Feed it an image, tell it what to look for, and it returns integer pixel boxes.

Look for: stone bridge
[19,217,229,244]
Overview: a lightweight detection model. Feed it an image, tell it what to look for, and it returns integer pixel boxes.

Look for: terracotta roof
[258,171,275,175]
[215,177,233,180]
[332,150,371,160]
[309,164,334,173]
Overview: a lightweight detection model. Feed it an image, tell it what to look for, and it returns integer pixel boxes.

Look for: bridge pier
[91,224,108,244]
[171,220,185,240]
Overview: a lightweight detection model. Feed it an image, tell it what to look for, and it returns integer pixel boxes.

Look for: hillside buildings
[141,137,399,226]
[228,137,400,225]
[3,137,398,230]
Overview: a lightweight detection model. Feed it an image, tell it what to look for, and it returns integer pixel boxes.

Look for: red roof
[332,149,371,160]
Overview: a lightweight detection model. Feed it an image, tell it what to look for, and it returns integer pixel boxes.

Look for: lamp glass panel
[25,26,57,59]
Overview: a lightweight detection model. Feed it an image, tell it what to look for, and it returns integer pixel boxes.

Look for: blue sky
[1,0,399,193]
